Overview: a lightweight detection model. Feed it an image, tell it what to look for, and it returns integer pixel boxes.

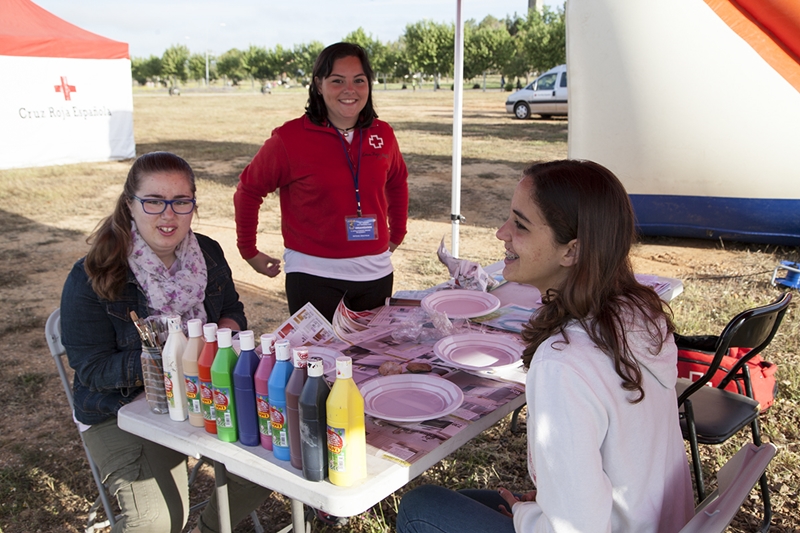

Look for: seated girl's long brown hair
[519,160,674,403]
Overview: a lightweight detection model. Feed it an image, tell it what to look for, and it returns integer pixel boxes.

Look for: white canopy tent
[0,0,136,170]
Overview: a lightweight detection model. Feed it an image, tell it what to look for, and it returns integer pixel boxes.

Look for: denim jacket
[61,233,247,425]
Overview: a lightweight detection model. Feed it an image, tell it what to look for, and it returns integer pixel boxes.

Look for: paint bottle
[299,357,331,482]
[162,315,188,422]
[233,330,260,446]
[326,356,367,486]
[286,347,309,470]
[268,340,293,461]
[211,327,239,442]
[182,318,205,428]
[254,334,277,450]
[197,323,218,434]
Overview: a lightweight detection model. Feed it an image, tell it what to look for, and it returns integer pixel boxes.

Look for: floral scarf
[128,221,208,323]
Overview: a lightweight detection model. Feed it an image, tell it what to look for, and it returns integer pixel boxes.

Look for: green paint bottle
[211,328,239,442]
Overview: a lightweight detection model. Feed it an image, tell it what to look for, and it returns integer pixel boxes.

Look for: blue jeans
[397,485,516,533]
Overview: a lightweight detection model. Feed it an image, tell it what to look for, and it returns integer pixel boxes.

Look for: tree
[131,55,162,85]
[403,20,454,89]
[463,16,512,82]
[188,53,216,84]
[344,27,386,75]
[268,44,293,83]
[291,41,324,84]
[519,5,566,76]
[161,44,190,87]
[216,48,246,85]
[243,45,272,87]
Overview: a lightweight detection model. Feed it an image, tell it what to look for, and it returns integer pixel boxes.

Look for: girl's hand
[497,487,537,518]
[247,252,281,277]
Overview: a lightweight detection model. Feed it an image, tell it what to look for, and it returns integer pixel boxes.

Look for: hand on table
[497,487,537,518]
[247,252,281,277]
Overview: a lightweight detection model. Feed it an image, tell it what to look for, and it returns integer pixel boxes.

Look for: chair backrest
[45,308,74,411]
[679,442,777,533]
[678,293,791,406]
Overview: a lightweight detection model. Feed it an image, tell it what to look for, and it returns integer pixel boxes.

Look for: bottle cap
[187,319,203,338]
[307,357,324,377]
[292,347,309,368]
[167,315,182,333]
[239,330,255,351]
[217,328,232,348]
[260,333,277,355]
[335,356,352,379]
[275,340,291,361]
[202,323,218,342]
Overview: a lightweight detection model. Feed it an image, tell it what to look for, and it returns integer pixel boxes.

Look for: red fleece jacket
[234,115,409,260]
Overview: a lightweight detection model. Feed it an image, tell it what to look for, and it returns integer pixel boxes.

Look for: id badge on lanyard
[345,215,378,241]
[336,127,379,241]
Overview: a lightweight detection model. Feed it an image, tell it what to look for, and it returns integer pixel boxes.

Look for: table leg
[291,498,306,533]
[214,460,232,533]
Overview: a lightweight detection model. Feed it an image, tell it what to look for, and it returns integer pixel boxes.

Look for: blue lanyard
[334,127,364,217]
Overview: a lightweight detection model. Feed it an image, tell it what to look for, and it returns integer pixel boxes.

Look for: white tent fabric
[0,0,135,170]
[566,0,800,245]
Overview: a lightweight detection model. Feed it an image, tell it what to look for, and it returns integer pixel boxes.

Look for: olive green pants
[83,417,270,533]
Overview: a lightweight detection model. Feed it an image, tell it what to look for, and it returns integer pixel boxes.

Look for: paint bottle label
[214,386,234,429]
[185,375,201,415]
[256,393,271,436]
[201,382,216,422]
[327,426,347,473]
[271,404,289,447]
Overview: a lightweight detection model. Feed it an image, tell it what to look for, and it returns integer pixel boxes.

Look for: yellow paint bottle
[326,356,366,486]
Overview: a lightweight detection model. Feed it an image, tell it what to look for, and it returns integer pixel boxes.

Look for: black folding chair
[676,292,791,533]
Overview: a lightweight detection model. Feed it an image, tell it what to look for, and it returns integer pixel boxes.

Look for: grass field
[0,87,798,532]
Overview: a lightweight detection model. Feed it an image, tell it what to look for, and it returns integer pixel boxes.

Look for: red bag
[676,336,778,412]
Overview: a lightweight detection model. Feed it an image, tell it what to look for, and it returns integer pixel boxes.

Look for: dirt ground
[1,152,797,532]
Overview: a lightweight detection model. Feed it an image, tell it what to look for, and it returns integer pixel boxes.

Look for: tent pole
[451,0,465,258]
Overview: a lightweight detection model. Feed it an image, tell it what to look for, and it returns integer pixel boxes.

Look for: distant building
[528,0,543,12]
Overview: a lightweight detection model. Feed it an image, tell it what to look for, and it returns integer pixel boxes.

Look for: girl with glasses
[60,152,269,533]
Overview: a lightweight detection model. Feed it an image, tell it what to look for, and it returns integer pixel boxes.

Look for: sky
[32,0,563,59]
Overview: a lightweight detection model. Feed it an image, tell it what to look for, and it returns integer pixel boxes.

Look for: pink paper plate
[433,333,523,371]
[421,289,500,319]
[359,374,464,423]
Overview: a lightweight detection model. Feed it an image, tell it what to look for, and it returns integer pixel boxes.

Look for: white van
[505,64,568,119]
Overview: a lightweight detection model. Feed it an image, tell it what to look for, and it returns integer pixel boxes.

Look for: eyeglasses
[131,195,196,215]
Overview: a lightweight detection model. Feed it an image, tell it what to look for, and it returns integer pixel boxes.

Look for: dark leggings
[285,272,394,322]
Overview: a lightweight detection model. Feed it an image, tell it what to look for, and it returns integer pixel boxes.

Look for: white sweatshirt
[513,316,694,533]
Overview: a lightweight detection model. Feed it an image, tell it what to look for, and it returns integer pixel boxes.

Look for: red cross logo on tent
[54,76,77,101]
[369,134,384,149]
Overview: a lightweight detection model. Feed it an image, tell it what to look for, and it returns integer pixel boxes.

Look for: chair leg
[511,404,525,434]
[745,371,771,532]
[683,399,705,501]
[748,417,772,532]
[81,437,117,528]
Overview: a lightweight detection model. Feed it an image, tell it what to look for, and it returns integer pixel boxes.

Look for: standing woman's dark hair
[83,152,196,301]
[305,42,378,128]
[520,159,674,402]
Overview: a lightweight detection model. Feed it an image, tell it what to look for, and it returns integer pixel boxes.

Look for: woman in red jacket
[234,42,409,321]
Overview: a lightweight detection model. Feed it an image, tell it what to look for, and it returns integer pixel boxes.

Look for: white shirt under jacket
[513,315,695,533]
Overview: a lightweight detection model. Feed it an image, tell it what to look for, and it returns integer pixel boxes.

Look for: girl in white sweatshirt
[397,160,694,533]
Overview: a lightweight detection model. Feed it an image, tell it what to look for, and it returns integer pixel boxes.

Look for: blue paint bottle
[233,330,260,447]
[268,340,294,461]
